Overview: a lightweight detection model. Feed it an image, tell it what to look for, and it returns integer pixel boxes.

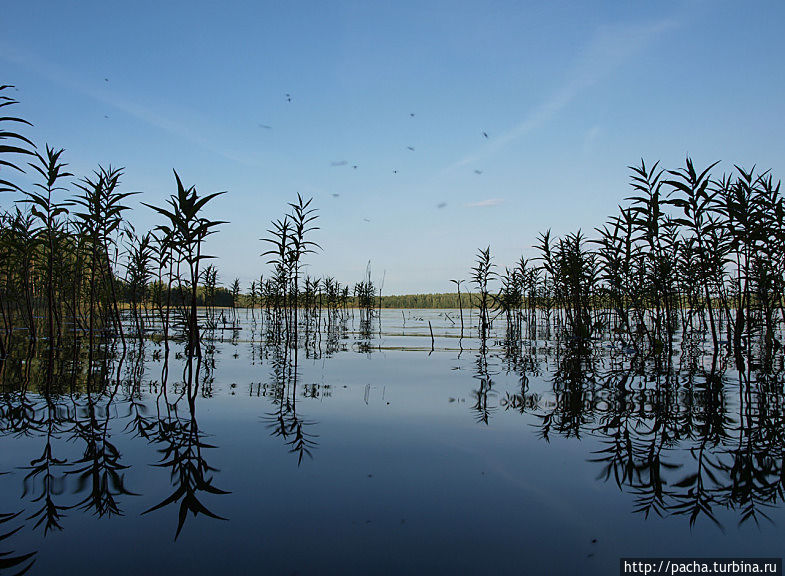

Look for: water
[1,309,783,575]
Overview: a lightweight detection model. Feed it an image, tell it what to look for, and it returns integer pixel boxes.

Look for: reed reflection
[484,320,785,530]
[68,347,133,520]
[471,339,498,425]
[0,301,784,556]
[143,351,228,539]
[0,341,131,572]
[261,343,318,466]
[0,337,233,550]
[0,509,36,575]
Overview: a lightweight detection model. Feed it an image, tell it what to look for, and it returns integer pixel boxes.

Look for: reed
[4,83,785,369]
[459,156,784,363]
[21,146,72,348]
[74,165,135,350]
[471,246,496,340]
[125,231,153,344]
[143,171,226,357]
[0,84,35,194]
[354,262,377,322]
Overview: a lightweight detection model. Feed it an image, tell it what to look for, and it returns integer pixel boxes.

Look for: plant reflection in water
[0,309,784,571]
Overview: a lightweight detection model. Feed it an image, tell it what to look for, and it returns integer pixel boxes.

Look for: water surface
[1,309,783,575]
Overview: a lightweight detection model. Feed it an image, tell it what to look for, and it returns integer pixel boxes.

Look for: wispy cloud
[583,124,603,152]
[465,198,504,208]
[440,18,680,176]
[0,45,261,167]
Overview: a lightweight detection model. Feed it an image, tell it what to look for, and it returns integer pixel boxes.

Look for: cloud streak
[440,17,680,176]
[0,45,262,168]
[465,198,504,208]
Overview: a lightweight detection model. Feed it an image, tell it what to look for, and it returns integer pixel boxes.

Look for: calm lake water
[1,309,783,575]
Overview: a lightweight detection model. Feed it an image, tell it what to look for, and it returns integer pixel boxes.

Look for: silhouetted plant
[126,231,154,345]
[354,261,376,323]
[74,166,136,349]
[20,146,72,348]
[471,246,496,341]
[450,278,465,338]
[0,84,35,194]
[665,158,723,350]
[143,171,226,357]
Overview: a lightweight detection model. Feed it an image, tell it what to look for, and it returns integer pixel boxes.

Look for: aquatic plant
[470,246,496,340]
[0,84,35,194]
[143,171,226,357]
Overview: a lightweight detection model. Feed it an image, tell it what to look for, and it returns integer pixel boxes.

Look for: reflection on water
[1,309,783,574]
[260,338,319,466]
[141,354,229,540]
[515,346,784,530]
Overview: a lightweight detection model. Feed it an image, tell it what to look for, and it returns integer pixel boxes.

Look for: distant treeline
[176,290,763,311]
[225,292,475,309]
[375,292,475,309]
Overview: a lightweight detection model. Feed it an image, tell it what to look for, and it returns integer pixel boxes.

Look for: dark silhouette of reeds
[0,101,231,360]
[3,80,785,545]
[0,85,402,364]
[354,261,376,323]
[258,194,355,351]
[143,171,226,357]
[471,246,496,343]
[461,157,784,365]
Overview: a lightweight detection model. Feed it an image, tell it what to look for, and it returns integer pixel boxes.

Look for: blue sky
[2,1,784,293]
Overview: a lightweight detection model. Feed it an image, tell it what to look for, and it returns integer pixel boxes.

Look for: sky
[2,0,784,294]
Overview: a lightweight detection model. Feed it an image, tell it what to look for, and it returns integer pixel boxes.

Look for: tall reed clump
[495,257,538,342]
[262,216,291,341]
[22,146,72,348]
[0,85,35,356]
[0,85,241,365]
[74,165,135,349]
[125,231,154,345]
[261,194,320,345]
[626,160,680,352]
[285,194,320,340]
[354,261,376,323]
[716,166,785,357]
[664,159,724,350]
[537,230,597,343]
[1,105,139,355]
[462,156,784,362]
[1,158,136,357]
[471,246,496,340]
[143,171,226,357]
